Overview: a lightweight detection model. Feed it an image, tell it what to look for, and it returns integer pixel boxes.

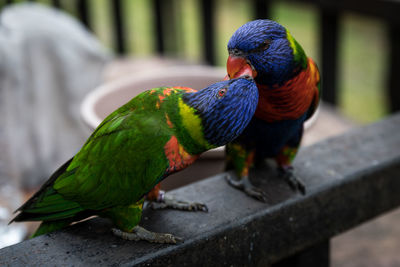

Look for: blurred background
[2,0,389,123]
[0,0,399,266]
[0,0,392,123]
[15,0,391,123]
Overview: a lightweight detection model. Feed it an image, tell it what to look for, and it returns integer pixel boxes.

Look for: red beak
[225,55,257,80]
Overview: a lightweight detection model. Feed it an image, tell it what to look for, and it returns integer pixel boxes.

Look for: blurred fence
[1,0,399,112]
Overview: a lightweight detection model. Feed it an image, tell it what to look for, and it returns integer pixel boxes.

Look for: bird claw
[147,194,208,212]
[225,172,245,189]
[244,186,268,202]
[225,173,268,202]
[279,166,306,194]
[112,226,183,244]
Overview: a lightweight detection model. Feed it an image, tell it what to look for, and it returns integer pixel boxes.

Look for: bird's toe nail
[174,236,184,243]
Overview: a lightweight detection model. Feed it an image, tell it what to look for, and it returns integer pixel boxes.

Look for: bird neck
[178,97,215,150]
[166,89,215,155]
[255,57,320,122]
[286,30,308,70]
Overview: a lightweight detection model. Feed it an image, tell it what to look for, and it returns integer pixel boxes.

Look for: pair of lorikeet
[11,19,320,244]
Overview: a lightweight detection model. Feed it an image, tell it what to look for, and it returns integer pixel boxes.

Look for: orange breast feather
[255,58,320,122]
[164,136,198,174]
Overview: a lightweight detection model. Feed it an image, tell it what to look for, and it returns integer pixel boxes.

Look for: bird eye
[217,88,227,98]
[248,39,271,53]
[261,39,271,50]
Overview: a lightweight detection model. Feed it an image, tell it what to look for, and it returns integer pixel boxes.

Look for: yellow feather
[178,98,213,149]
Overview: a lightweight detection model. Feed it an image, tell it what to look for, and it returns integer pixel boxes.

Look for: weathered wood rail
[1,113,400,266]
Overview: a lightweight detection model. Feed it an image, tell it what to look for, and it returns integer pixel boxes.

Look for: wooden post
[153,0,178,56]
[200,0,216,65]
[76,0,90,30]
[111,0,125,54]
[320,9,339,105]
[253,0,270,19]
[388,24,400,112]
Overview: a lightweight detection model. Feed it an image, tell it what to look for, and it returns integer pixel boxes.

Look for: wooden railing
[1,113,399,266]
[1,1,400,265]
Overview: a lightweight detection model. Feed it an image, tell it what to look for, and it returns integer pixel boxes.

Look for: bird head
[226,19,307,87]
[183,77,258,147]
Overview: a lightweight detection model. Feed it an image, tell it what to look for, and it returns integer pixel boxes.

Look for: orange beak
[224,55,257,80]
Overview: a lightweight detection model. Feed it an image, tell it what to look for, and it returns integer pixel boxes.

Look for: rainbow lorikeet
[11,77,259,244]
[224,20,321,201]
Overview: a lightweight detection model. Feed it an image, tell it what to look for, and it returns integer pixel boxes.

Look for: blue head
[227,19,307,86]
[183,77,258,147]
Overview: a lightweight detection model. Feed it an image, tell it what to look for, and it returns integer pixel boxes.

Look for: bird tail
[10,158,84,228]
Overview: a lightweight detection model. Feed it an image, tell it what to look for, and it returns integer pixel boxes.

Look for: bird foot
[279,166,306,194]
[146,191,208,212]
[112,226,183,244]
[225,173,268,202]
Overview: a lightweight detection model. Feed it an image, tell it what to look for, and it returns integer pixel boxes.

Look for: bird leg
[275,142,306,194]
[225,172,268,202]
[105,201,182,244]
[225,146,268,202]
[278,165,306,194]
[145,183,208,212]
[112,226,182,244]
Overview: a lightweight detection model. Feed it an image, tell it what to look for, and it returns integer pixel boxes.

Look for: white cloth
[0,3,111,188]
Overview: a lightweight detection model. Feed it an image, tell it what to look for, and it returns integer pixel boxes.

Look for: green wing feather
[13,88,179,222]
[11,158,83,222]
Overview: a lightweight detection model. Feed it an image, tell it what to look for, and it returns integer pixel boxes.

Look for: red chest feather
[255,58,320,122]
[164,136,198,174]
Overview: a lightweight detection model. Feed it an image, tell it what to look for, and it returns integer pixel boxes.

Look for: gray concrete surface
[0,113,399,266]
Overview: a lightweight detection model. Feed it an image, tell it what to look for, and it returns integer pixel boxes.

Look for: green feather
[11,87,201,236]
[286,29,307,69]
[11,81,256,237]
